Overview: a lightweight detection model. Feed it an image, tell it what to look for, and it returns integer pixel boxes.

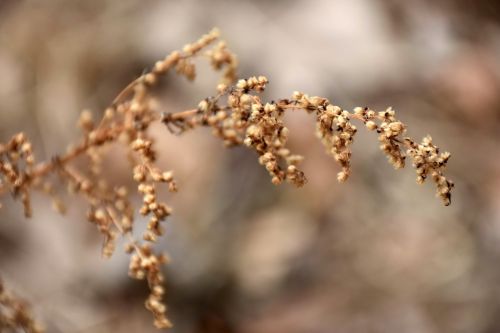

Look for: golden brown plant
[0,279,44,333]
[0,28,453,329]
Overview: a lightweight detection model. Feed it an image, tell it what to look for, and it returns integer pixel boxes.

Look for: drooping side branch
[162,77,454,206]
[0,28,453,330]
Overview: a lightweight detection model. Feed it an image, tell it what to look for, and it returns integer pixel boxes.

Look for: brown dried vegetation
[0,29,453,329]
[0,279,43,333]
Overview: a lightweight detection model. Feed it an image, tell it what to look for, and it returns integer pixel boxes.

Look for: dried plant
[0,279,43,333]
[0,28,454,329]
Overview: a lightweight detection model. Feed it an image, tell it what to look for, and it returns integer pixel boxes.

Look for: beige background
[1,1,500,332]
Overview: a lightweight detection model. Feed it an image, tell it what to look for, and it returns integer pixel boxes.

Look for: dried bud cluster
[0,29,454,329]
[0,279,44,333]
[151,28,220,84]
[0,133,35,216]
[128,244,171,328]
[406,136,454,205]
[355,106,406,169]
[293,92,358,182]
[353,106,453,205]
[134,163,176,242]
[185,76,308,186]
[205,40,238,85]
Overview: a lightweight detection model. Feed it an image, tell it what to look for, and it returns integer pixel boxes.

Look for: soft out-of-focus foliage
[0,1,499,332]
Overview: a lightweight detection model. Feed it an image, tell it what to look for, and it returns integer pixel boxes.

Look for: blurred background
[1,0,500,332]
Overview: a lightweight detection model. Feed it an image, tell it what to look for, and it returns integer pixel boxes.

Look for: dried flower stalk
[0,28,453,329]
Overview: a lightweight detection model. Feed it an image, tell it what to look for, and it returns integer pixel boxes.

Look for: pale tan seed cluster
[354,106,406,169]
[292,92,358,182]
[406,136,453,205]
[0,29,454,329]
[353,106,454,205]
[205,40,238,85]
[245,87,306,186]
[132,136,176,242]
[0,279,44,333]
[0,133,35,216]
[128,244,170,328]
[196,76,308,186]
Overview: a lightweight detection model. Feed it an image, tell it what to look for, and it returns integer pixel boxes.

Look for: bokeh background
[1,1,500,332]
